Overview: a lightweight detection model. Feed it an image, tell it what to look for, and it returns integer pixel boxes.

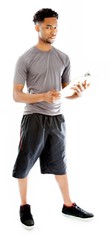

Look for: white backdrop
[0,0,110,239]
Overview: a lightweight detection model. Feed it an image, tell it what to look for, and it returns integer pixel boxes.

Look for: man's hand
[71,82,84,96]
[71,79,91,96]
[62,72,92,98]
[44,89,61,103]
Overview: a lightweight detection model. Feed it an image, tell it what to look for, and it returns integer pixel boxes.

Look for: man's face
[37,17,58,44]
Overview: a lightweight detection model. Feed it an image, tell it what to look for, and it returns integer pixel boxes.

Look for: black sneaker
[62,203,94,219]
[20,204,35,229]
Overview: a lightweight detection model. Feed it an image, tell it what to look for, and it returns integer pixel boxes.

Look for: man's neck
[35,42,52,51]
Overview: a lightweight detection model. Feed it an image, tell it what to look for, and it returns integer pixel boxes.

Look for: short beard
[45,39,54,44]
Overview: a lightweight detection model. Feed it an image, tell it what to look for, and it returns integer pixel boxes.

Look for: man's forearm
[62,84,76,97]
[62,80,91,98]
[13,91,45,103]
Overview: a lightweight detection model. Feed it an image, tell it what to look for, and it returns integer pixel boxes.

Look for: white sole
[62,213,94,221]
[21,223,35,230]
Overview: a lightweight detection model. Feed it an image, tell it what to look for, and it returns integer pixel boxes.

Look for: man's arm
[62,82,82,98]
[62,79,91,98]
[13,83,61,104]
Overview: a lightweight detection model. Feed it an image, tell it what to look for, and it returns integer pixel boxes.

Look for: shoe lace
[74,203,87,214]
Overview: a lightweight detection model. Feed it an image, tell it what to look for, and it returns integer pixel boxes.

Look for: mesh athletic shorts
[12,113,67,178]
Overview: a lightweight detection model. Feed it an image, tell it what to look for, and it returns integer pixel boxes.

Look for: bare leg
[55,174,73,206]
[18,177,28,206]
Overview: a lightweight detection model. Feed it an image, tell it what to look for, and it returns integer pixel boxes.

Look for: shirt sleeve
[13,56,27,85]
[61,56,71,84]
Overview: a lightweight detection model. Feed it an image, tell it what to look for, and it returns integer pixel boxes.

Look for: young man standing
[12,8,94,229]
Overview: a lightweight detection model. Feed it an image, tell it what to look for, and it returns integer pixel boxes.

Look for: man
[12,8,94,230]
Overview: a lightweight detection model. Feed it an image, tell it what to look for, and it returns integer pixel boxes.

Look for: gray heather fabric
[14,46,71,115]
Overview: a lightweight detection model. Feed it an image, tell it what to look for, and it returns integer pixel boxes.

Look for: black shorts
[12,113,67,178]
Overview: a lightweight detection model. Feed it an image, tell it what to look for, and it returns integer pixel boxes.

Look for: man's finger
[82,80,87,89]
[77,82,84,91]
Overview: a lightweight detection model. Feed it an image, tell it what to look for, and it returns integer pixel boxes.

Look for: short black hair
[33,8,58,24]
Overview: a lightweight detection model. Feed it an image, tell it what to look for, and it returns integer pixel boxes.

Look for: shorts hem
[12,173,29,179]
[41,170,67,175]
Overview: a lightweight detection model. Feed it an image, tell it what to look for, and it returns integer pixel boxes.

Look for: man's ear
[35,24,40,32]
